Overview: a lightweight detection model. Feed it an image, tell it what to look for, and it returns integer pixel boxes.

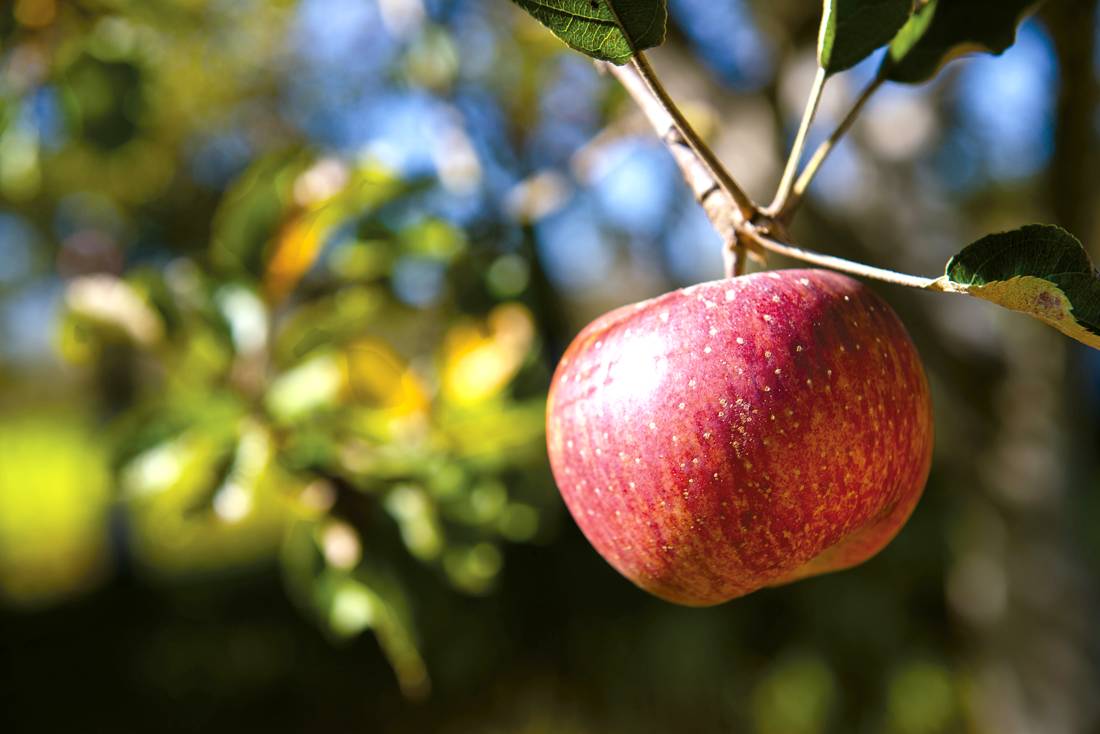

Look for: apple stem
[770,66,829,217]
[779,74,886,221]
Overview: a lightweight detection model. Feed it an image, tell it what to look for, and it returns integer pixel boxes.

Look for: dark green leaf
[945,225,1092,285]
[883,0,1037,84]
[819,0,913,74]
[509,0,667,64]
[936,224,1100,349]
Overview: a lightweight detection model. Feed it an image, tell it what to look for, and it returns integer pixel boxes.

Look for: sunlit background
[1,0,1099,732]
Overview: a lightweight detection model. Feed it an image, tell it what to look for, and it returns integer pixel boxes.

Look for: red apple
[546,269,933,606]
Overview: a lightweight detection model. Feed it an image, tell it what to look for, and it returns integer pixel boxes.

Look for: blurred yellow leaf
[344,338,430,416]
[264,207,332,305]
[442,303,534,405]
[264,159,413,303]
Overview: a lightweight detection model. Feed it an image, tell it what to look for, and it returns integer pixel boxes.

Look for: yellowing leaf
[344,339,431,416]
[934,225,1100,350]
[935,275,1100,350]
[264,208,330,304]
[264,160,358,303]
[442,303,535,405]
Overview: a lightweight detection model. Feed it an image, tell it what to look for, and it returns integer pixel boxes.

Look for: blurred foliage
[0,0,1097,732]
[0,0,558,702]
[0,410,111,604]
[54,150,556,695]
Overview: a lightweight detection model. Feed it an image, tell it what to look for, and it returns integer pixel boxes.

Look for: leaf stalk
[770,65,829,215]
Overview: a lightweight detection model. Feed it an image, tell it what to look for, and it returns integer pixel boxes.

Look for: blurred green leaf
[285,520,430,699]
[886,660,959,734]
[400,218,467,262]
[265,351,345,422]
[443,542,503,595]
[60,54,144,150]
[752,654,837,734]
[384,484,445,561]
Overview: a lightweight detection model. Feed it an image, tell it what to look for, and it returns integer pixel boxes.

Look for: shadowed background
[1,1,1099,732]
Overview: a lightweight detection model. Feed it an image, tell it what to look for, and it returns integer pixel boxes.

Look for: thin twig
[780,74,885,221]
[771,66,828,214]
[628,53,757,221]
[742,228,937,290]
[601,56,760,276]
[599,54,928,291]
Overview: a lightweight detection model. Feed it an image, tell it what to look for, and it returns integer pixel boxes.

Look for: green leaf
[509,0,667,64]
[882,0,1038,84]
[936,225,1100,349]
[818,0,913,75]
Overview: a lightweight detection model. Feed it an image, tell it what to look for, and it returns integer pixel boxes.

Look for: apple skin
[546,269,933,606]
